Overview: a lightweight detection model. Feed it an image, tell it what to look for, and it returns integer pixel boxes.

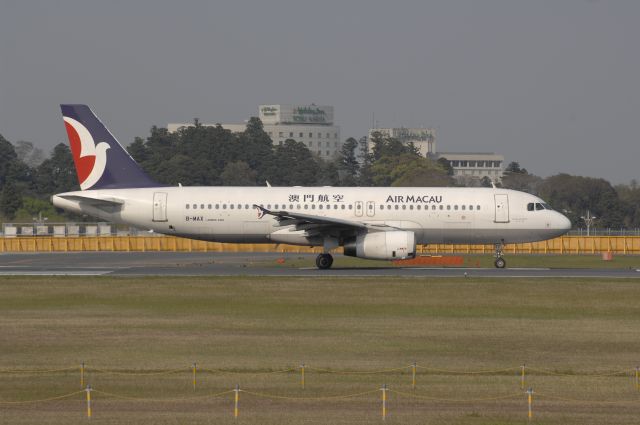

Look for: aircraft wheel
[494,257,506,269]
[316,254,333,270]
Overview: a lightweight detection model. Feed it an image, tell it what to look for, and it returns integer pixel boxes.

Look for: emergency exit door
[494,194,509,223]
[153,192,168,222]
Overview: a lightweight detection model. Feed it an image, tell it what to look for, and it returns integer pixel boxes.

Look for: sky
[1,0,638,184]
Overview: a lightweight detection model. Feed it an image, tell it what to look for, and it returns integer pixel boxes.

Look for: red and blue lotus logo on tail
[63,116,110,190]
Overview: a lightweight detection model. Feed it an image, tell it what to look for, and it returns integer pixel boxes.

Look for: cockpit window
[527,203,534,211]
[542,203,553,211]
[535,203,544,211]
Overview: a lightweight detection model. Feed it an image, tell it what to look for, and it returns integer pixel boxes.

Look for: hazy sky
[1,0,638,183]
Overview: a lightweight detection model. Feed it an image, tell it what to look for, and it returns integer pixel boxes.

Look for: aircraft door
[366,201,375,217]
[494,194,509,223]
[355,201,363,217]
[153,192,168,222]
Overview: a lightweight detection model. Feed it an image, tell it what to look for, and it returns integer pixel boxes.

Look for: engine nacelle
[344,231,416,260]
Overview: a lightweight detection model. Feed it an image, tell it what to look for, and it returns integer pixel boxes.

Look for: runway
[1,252,639,278]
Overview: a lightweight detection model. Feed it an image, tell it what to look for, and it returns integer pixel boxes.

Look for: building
[168,104,342,159]
[368,127,436,157]
[435,152,505,183]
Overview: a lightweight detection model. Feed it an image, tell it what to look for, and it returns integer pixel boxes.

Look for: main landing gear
[494,242,506,269]
[316,253,334,270]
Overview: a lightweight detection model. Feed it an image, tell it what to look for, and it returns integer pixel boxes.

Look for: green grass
[1,276,640,424]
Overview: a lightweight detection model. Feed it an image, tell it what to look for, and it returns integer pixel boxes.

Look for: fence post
[526,388,533,421]
[81,361,85,389]
[85,384,92,418]
[192,362,197,390]
[381,384,388,420]
[521,364,526,390]
[233,384,240,418]
[412,362,416,390]
[635,366,639,392]
[301,363,305,390]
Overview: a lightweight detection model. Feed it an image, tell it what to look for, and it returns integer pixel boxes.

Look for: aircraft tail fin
[60,104,159,190]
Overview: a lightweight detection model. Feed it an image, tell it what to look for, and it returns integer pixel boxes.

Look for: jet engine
[343,231,416,260]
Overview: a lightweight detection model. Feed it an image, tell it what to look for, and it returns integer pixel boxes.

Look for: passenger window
[186,204,190,209]
[527,203,534,211]
[432,205,436,210]
[469,205,473,211]
[416,205,421,210]
[402,205,406,210]
[304,205,308,209]
[297,204,301,209]
[222,204,227,209]
[477,205,481,210]
[200,204,205,209]
[447,205,451,210]
[208,204,212,209]
[439,205,443,210]
[246,204,250,209]
[312,204,316,209]
[319,205,323,210]
[454,205,459,211]
[230,204,234,209]
[289,204,294,209]
[349,205,353,210]
[395,205,399,210]
[193,204,197,209]
[274,204,279,209]
[461,205,466,210]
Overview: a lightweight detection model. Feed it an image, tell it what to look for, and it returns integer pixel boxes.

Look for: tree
[436,157,454,176]
[337,137,359,186]
[14,140,45,167]
[480,176,493,187]
[221,161,257,186]
[0,133,18,185]
[33,143,77,194]
[371,153,454,187]
[267,140,320,186]
[0,180,22,219]
[501,161,541,194]
[538,174,626,228]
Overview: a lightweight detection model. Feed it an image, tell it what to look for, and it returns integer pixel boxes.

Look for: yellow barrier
[1,235,640,254]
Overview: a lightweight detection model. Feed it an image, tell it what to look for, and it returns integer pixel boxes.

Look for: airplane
[52,105,572,269]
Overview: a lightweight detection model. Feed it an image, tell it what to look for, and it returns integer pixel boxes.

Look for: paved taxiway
[1,252,639,278]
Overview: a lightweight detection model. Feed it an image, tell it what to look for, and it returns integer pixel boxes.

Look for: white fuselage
[53,186,571,245]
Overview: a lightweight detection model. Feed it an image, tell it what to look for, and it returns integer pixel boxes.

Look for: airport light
[581,211,597,236]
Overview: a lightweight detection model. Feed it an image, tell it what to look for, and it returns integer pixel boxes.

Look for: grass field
[1,276,639,424]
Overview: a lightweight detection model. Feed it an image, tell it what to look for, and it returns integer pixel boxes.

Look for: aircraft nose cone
[556,213,572,233]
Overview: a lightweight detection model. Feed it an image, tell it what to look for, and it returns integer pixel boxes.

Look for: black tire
[316,254,333,270]
[494,257,506,269]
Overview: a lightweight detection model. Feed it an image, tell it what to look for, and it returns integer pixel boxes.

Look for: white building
[435,152,505,183]
[368,127,436,157]
[168,104,342,159]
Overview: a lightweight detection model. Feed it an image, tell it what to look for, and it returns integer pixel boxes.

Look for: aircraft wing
[253,204,394,234]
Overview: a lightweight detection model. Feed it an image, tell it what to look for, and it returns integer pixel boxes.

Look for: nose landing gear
[494,242,506,269]
[316,253,334,270]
